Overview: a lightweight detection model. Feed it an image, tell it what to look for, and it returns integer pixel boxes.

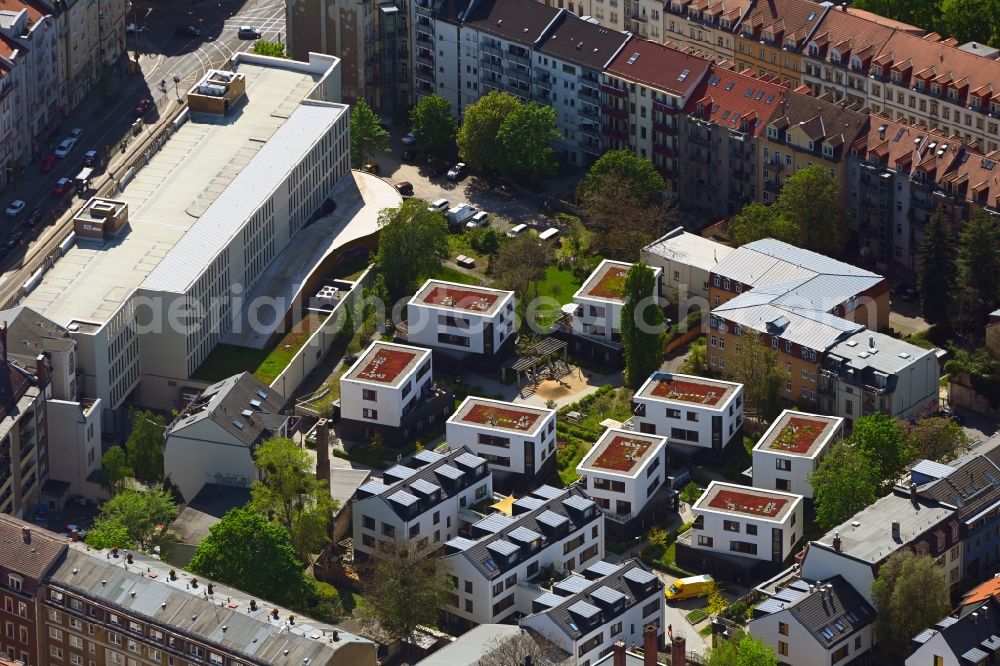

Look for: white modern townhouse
[752,410,844,499]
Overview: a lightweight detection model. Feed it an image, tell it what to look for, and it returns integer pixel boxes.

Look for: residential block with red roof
[751,409,844,498]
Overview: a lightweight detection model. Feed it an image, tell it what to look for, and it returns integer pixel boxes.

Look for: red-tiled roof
[0,0,46,23]
[808,6,900,65]
[853,115,967,181]
[843,7,923,33]
[874,31,1000,104]
[962,576,1000,607]
[606,37,711,97]
[0,514,67,581]
[683,64,789,137]
[769,88,869,157]
[735,0,826,49]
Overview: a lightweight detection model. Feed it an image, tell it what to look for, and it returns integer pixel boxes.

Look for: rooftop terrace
[639,372,739,407]
[696,482,799,521]
[451,397,551,435]
[578,429,665,477]
[344,342,427,387]
[756,410,842,457]
[413,280,511,316]
[582,262,631,301]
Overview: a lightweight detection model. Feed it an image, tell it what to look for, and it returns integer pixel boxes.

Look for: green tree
[917,209,957,326]
[727,202,799,246]
[409,94,457,163]
[680,481,703,505]
[250,438,338,562]
[86,488,178,549]
[773,164,844,255]
[621,263,666,389]
[361,542,452,644]
[188,507,310,606]
[905,416,971,463]
[705,580,728,617]
[100,446,133,494]
[577,153,666,260]
[373,199,449,300]
[125,409,166,482]
[579,149,665,206]
[729,331,783,422]
[489,233,554,323]
[680,336,709,376]
[957,210,1000,333]
[496,102,560,180]
[809,443,881,530]
[349,98,389,168]
[251,40,287,58]
[848,414,911,491]
[941,0,1000,47]
[850,0,941,41]
[84,516,132,550]
[456,90,521,178]
[871,550,951,653]
[706,632,778,666]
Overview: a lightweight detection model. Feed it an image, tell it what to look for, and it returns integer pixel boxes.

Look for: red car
[134,96,152,117]
[51,177,72,196]
[40,153,56,173]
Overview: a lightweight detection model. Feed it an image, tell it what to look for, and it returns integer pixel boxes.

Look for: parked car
[401,131,417,145]
[24,207,43,228]
[4,200,25,218]
[446,162,468,181]
[361,162,380,175]
[466,210,490,229]
[51,177,73,196]
[237,26,262,39]
[175,24,202,38]
[134,96,152,117]
[125,23,148,34]
[507,223,528,237]
[69,127,83,139]
[40,153,56,173]
[394,181,414,197]
[83,150,99,167]
[6,230,24,249]
[937,406,967,425]
[427,198,449,213]
[54,137,77,158]
[665,575,715,602]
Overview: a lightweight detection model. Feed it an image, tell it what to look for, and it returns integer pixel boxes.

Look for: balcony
[579,121,601,137]
[506,65,530,84]
[653,144,675,157]
[601,83,625,97]
[602,125,628,142]
[764,180,782,193]
[769,159,785,171]
[653,122,678,135]
[601,104,627,120]
[578,84,600,101]
[653,100,678,114]
[579,106,599,121]
[482,42,502,58]
[689,133,713,148]
[506,50,530,68]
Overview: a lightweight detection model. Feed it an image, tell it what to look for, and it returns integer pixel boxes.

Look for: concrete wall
[46,399,103,500]
[164,419,258,502]
[692,497,803,563]
[445,411,557,478]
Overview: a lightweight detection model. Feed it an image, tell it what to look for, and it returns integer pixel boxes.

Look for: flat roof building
[640,227,735,303]
[752,410,844,498]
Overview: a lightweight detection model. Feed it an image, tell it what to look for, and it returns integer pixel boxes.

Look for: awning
[490,494,516,516]
[75,167,94,181]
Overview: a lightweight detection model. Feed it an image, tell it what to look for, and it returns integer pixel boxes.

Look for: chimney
[0,320,7,365]
[868,334,875,349]
[671,635,687,666]
[891,521,901,540]
[613,640,627,666]
[35,353,47,386]
[911,483,918,504]
[643,624,658,666]
[832,532,842,552]
[21,526,30,543]
[315,419,330,484]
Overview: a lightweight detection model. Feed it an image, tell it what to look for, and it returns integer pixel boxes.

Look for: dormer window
[992,102,1000,115]
[767,126,778,139]
[823,144,834,158]
[931,83,941,95]
[948,88,958,101]
[721,19,730,28]
[743,25,753,37]
[763,31,773,43]
[851,55,862,70]
[785,38,795,50]
[807,140,815,151]
[830,49,840,64]
[914,80,924,92]
[872,65,882,78]
[972,97,981,110]
[890,70,901,83]
[808,43,819,56]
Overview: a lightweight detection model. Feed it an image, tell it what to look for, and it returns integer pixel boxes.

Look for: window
[209,653,224,665]
[362,389,377,401]
[50,627,64,640]
[465,599,473,613]
[362,408,378,419]
[779,622,789,636]
[362,515,375,531]
[50,609,63,622]
[746,524,758,536]
[69,617,82,630]
[723,520,740,532]
[697,535,714,547]
[831,645,848,663]
[109,632,121,646]
[127,640,140,654]
[7,576,21,591]
[381,523,396,538]
[70,655,82,666]
[778,641,788,656]
[776,458,791,471]
[50,646,64,659]
[465,581,473,594]
[69,635,83,649]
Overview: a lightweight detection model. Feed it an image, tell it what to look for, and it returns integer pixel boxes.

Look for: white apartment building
[576,428,667,539]
[446,396,557,488]
[748,575,876,666]
[20,53,348,435]
[520,559,665,666]
[631,372,744,456]
[164,373,289,502]
[440,484,605,629]
[640,227,734,305]
[340,341,453,446]
[689,481,804,564]
[406,280,516,370]
[352,447,492,561]
[752,410,843,499]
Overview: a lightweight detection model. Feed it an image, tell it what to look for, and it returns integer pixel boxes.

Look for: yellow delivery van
[665,574,714,602]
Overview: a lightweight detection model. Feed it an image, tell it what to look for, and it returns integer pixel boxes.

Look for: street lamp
[173,75,181,101]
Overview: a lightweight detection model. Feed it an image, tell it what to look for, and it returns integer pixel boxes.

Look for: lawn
[554,385,635,485]
[431,264,483,286]
[329,255,372,281]
[529,267,584,328]
[194,312,325,384]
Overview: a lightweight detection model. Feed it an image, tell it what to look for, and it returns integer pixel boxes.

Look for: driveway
[655,572,711,657]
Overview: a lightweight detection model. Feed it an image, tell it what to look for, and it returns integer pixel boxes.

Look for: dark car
[175,24,202,38]
[6,230,24,249]
[402,148,420,163]
[134,96,152,117]
[447,162,468,181]
[40,153,56,173]
[83,149,98,167]
[937,406,967,425]
[394,181,414,196]
[24,207,43,228]
[51,177,73,196]
[237,26,262,39]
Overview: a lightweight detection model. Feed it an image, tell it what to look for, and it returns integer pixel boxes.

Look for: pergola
[502,337,569,389]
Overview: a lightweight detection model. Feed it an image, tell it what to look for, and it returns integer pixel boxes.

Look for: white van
[466,211,490,229]
[427,198,449,213]
[507,223,528,237]
[538,227,560,242]
[446,203,475,227]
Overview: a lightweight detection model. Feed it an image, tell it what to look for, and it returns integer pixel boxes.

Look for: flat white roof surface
[644,228,734,272]
[23,61,344,326]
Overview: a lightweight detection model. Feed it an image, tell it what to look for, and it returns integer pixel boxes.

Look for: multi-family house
[905,597,1000,666]
[630,372,744,458]
[679,64,789,219]
[406,280,517,372]
[558,259,661,366]
[440,484,604,629]
[163,373,289,502]
[748,575,876,666]
[576,428,669,539]
[339,341,454,447]
[732,0,828,88]
[0,517,66,666]
[601,37,710,194]
[751,410,843,499]
[520,559,665,666]
[659,0,749,62]
[756,87,869,210]
[640,227,735,306]
[680,481,804,579]
[446,397,557,490]
[353,447,492,562]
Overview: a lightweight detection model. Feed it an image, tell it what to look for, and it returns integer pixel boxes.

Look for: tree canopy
[872,550,951,653]
[706,632,778,666]
[85,488,178,550]
[940,0,1000,48]
[250,438,337,562]
[957,210,1000,333]
[349,98,389,168]
[251,40,287,58]
[621,263,666,389]
[579,149,665,205]
[809,443,881,531]
[904,416,971,463]
[125,409,166,482]
[457,91,559,181]
[409,94,457,163]
[727,202,799,247]
[188,507,310,606]
[847,413,911,492]
[100,446,133,494]
[374,199,449,300]
[729,331,783,422]
[489,233,554,328]
[361,542,452,644]
[917,209,956,327]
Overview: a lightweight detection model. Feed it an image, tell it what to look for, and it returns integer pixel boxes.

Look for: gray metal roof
[536,510,569,528]
[514,496,545,511]
[964,647,989,662]
[414,449,444,464]
[414,625,524,666]
[714,298,864,351]
[911,460,957,481]
[714,239,881,287]
[825,330,935,374]
[167,372,287,448]
[586,561,621,578]
[410,478,441,496]
[568,600,601,619]
[454,452,488,469]
[384,464,417,480]
[555,576,593,595]
[532,485,563,499]
[436,464,464,480]
[508,526,542,543]
[475,514,515,534]
[444,536,478,551]
[563,494,596,513]
[591,586,627,605]
[389,490,420,507]
[486,540,519,557]
[622,568,657,585]
[642,227,733,272]
[358,480,389,495]
[534,592,565,609]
